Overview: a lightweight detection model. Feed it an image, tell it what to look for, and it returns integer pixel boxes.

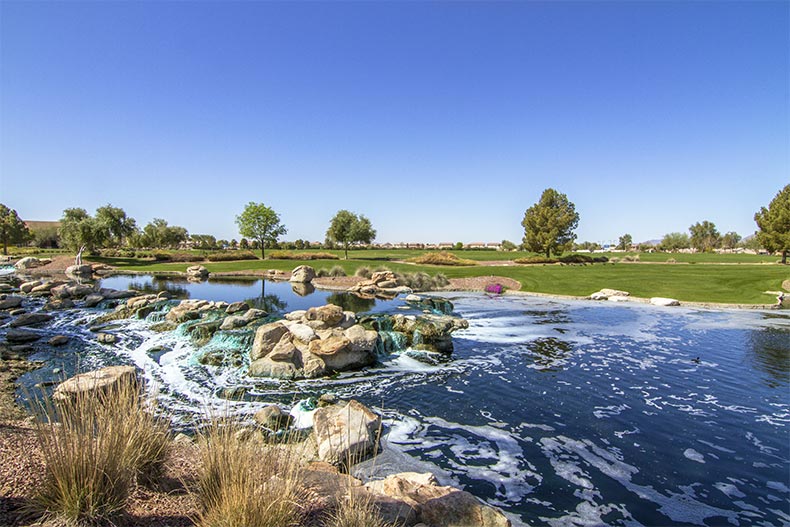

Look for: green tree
[689,220,720,252]
[660,232,690,251]
[141,218,188,249]
[522,188,580,258]
[617,233,633,251]
[235,202,287,259]
[755,184,790,264]
[0,204,31,255]
[720,231,742,250]
[500,240,517,251]
[239,238,249,250]
[59,208,105,252]
[326,210,376,259]
[453,242,464,251]
[95,204,137,247]
[32,225,60,249]
[575,240,601,251]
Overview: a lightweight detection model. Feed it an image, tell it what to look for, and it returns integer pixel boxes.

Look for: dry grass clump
[324,492,395,527]
[317,265,347,278]
[354,266,372,278]
[407,251,477,266]
[394,272,449,291]
[268,251,340,261]
[193,419,307,527]
[29,376,171,525]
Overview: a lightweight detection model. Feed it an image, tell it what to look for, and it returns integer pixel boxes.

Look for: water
[10,276,790,527]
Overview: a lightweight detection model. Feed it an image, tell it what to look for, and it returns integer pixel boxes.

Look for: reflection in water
[522,309,571,326]
[291,282,315,296]
[326,292,376,313]
[525,337,574,372]
[747,327,790,388]
[126,280,189,299]
[247,279,287,313]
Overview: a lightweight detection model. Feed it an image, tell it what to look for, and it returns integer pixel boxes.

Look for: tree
[32,225,60,249]
[720,231,741,250]
[239,238,249,250]
[235,202,287,259]
[617,234,633,251]
[522,188,580,258]
[660,232,690,251]
[500,240,517,251]
[141,218,187,249]
[95,204,137,247]
[0,204,31,255]
[755,184,790,264]
[689,221,720,252]
[326,210,376,259]
[59,208,105,252]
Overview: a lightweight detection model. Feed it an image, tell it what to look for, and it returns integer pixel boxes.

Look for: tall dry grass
[324,491,395,527]
[193,418,307,527]
[29,375,171,525]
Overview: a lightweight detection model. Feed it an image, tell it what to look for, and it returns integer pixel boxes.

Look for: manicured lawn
[93,253,788,305]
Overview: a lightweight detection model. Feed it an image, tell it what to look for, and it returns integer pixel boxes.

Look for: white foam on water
[542,500,641,527]
[767,480,790,493]
[715,482,746,499]
[684,448,706,464]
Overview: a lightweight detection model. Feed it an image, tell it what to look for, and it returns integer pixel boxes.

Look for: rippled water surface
[14,279,790,527]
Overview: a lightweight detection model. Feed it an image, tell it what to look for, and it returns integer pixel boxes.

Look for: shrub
[325,492,394,527]
[372,265,391,273]
[206,251,258,262]
[354,266,372,278]
[268,251,339,261]
[609,257,621,263]
[169,251,202,262]
[514,256,558,264]
[434,273,450,287]
[407,251,477,266]
[666,258,677,264]
[30,375,171,525]
[194,418,306,527]
[328,265,347,277]
[395,272,449,291]
[316,268,329,278]
[622,254,640,263]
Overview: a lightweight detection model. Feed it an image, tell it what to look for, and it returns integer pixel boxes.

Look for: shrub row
[514,254,609,265]
[407,251,477,266]
[268,251,340,260]
[206,251,258,262]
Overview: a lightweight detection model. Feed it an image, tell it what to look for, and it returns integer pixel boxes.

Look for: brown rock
[305,304,344,326]
[250,322,291,361]
[313,399,381,465]
[53,365,138,401]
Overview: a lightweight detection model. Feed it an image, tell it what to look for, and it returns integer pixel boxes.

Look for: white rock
[650,297,680,307]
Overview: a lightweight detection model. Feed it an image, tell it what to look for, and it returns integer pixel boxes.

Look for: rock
[289,265,316,283]
[225,301,249,314]
[405,294,422,303]
[8,308,25,316]
[650,297,680,307]
[370,271,396,284]
[165,299,207,323]
[248,357,299,379]
[608,295,631,303]
[590,292,609,301]
[268,334,299,361]
[65,264,93,278]
[600,288,629,297]
[287,323,318,344]
[783,279,790,293]
[44,298,74,311]
[305,304,344,326]
[219,315,248,331]
[14,256,43,270]
[100,288,137,300]
[10,312,54,327]
[20,280,43,293]
[97,332,117,344]
[313,400,381,465]
[48,335,69,346]
[0,295,23,310]
[317,393,339,407]
[344,324,379,353]
[365,472,511,527]
[51,283,94,299]
[174,433,193,444]
[53,365,137,401]
[254,405,294,430]
[186,265,209,280]
[291,282,316,296]
[250,322,291,361]
[284,310,307,321]
[6,328,41,343]
[83,294,105,308]
[242,308,267,321]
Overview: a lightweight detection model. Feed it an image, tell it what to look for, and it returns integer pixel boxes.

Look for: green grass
[88,249,788,305]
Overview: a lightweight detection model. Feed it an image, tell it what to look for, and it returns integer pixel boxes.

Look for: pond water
[11,276,790,527]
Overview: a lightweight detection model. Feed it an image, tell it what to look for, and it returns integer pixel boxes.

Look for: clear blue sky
[1,1,788,245]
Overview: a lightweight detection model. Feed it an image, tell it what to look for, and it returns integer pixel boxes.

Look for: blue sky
[1,1,787,244]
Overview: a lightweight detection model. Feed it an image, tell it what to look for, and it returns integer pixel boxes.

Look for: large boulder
[313,400,381,465]
[365,472,511,527]
[186,265,209,280]
[254,405,294,430]
[305,304,344,327]
[19,280,43,293]
[250,322,291,361]
[14,257,43,270]
[308,333,376,372]
[248,357,299,379]
[51,282,95,299]
[783,279,790,293]
[6,328,42,343]
[289,265,316,283]
[53,365,138,401]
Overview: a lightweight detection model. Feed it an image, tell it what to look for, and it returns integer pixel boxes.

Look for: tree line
[1,183,787,262]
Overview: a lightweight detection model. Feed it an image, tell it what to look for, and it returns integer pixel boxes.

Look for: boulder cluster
[249,304,377,379]
[349,270,412,297]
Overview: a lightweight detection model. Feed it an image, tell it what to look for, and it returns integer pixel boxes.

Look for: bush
[666,258,677,264]
[354,266,372,278]
[514,256,558,264]
[609,257,621,263]
[194,418,306,527]
[206,251,258,262]
[407,251,477,266]
[328,265,347,277]
[622,254,640,262]
[268,251,339,261]
[325,492,394,527]
[394,272,449,291]
[31,375,170,525]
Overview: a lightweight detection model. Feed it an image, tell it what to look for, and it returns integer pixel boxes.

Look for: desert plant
[407,251,477,266]
[324,492,394,527]
[328,265,347,277]
[514,256,558,264]
[354,266,372,278]
[30,375,170,524]
[206,250,258,262]
[194,418,306,527]
[268,250,339,261]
